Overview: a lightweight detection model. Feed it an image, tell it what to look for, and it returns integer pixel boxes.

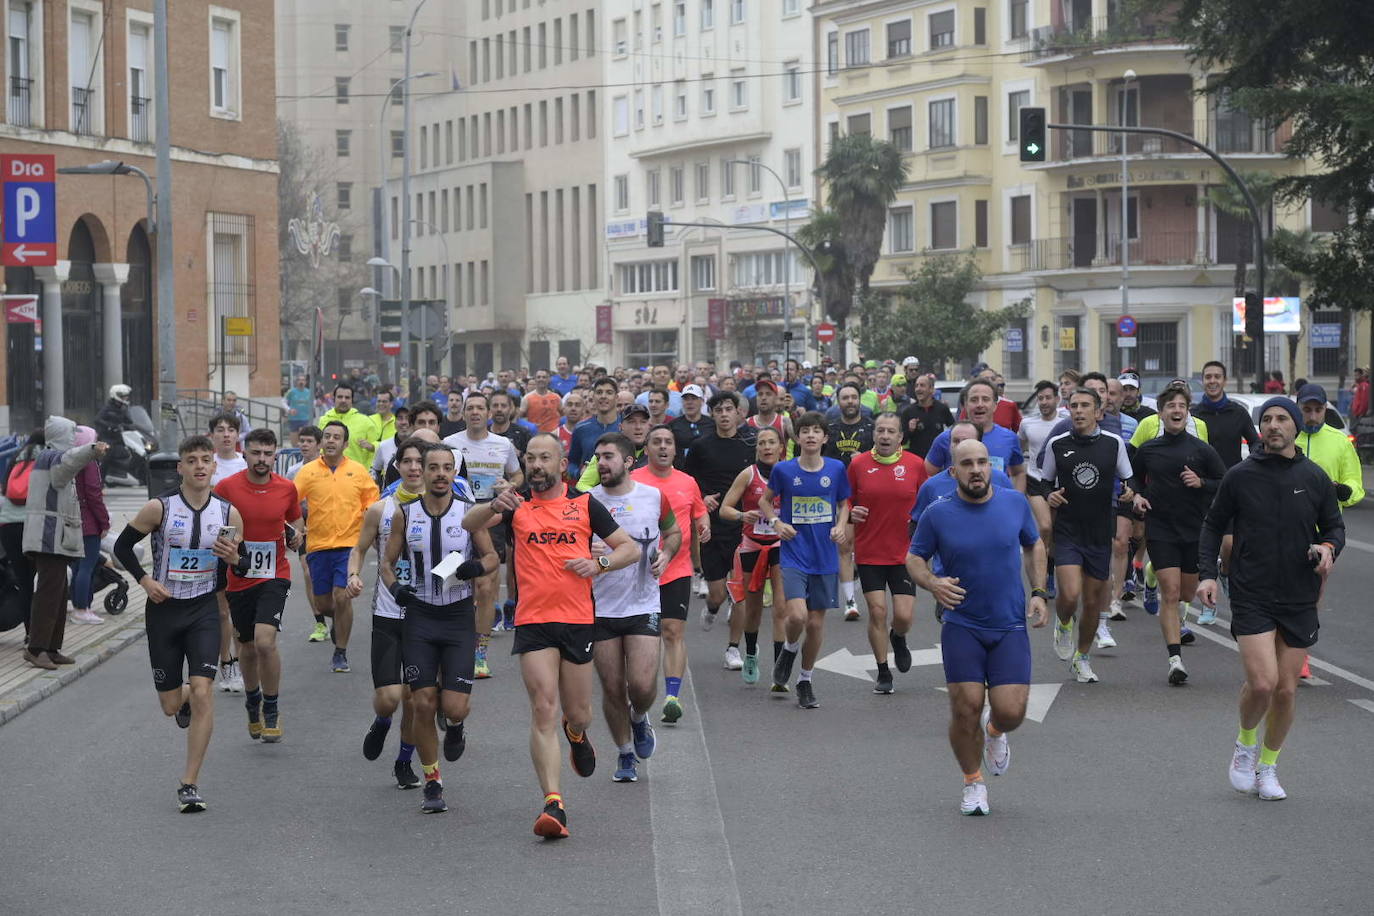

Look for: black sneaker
[443,720,467,762]
[394,760,420,790]
[890,630,912,673]
[177,783,206,813]
[175,701,192,729]
[421,779,447,813]
[873,671,894,695]
[772,647,797,689]
[796,680,820,709]
[534,800,569,839]
[363,717,391,761]
[564,720,596,777]
[1180,628,1196,646]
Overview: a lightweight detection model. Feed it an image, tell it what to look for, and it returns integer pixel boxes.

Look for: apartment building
[0,0,280,433]
[814,0,1364,390]
[603,0,816,369]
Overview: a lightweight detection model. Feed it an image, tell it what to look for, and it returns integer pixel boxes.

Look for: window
[613,95,629,135]
[701,77,716,114]
[784,149,802,188]
[888,106,913,151]
[128,21,153,142]
[588,90,597,138]
[930,201,957,249]
[784,0,801,13]
[721,157,736,197]
[730,71,747,109]
[480,184,488,228]
[1003,316,1029,378]
[845,29,870,67]
[633,89,645,129]
[673,0,686,35]
[419,126,427,167]
[929,99,955,148]
[337,233,353,262]
[210,14,238,116]
[1007,90,1029,141]
[209,214,255,363]
[391,130,404,158]
[1009,0,1028,39]
[646,170,661,208]
[886,20,911,58]
[784,64,801,103]
[929,10,955,48]
[731,0,745,24]
[337,182,352,211]
[696,161,711,201]
[827,33,839,75]
[747,155,762,194]
[554,98,563,143]
[974,8,986,45]
[570,13,579,58]
[587,8,596,54]
[847,113,871,136]
[571,95,580,140]
[651,84,664,124]
[1010,194,1032,244]
[390,25,405,52]
[730,251,803,287]
[554,19,563,63]
[335,129,351,157]
[701,0,714,29]
[8,1,36,127]
[618,260,680,294]
[974,96,989,145]
[614,174,629,211]
[538,23,547,67]
[538,102,547,146]
[70,8,100,134]
[337,287,353,318]
[691,255,716,291]
[889,207,914,252]
[670,167,684,205]
[334,23,350,51]
[975,200,989,247]
[674,81,688,119]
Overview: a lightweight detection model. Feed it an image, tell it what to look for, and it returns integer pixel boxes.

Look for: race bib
[790,496,833,525]
[469,469,500,500]
[242,541,277,579]
[990,456,1006,472]
[753,517,777,537]
[168,548,216,582]
[395,558,412,587]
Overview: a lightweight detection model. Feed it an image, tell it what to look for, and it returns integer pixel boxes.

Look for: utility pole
[400,0,430,397]
[153,0,177,450]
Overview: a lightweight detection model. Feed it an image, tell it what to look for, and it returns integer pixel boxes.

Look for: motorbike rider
[96,385,137,485]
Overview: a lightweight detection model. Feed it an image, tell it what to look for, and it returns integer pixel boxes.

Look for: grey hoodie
[22,416,101,557]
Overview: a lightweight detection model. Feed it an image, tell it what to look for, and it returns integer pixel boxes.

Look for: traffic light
[1243,291,1263,342]
[379,299,402,354]
[647,210,665,247]
[1019,106,1046,162]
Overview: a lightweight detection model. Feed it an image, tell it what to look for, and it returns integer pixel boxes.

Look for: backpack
[3,458,34,505]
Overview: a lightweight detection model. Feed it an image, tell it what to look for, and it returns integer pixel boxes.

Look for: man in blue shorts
[908,438,1048,816]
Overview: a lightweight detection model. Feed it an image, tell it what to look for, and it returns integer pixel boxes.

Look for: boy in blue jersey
[758,411,851,709]
[908,438,1049,817]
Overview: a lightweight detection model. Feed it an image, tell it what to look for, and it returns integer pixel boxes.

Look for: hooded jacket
[22,416,102,557]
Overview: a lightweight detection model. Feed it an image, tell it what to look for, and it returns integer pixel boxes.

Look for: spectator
[1350,368,1369,421]
[1265,370,1286,394]
[284,375,313,442]
[221,390,250,447]
[0,428,44,637]
[68,426,110,625]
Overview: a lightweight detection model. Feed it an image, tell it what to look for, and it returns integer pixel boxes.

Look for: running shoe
[960,781,989,816]
[981,707,1010,776]
[1107,600,1128,621]
[1052,621,1074,660]
[693,574,708,598]
[534,800,569,839]
[421,779,447,813]
[773,647,797,689]
[891,630,912,673]
[261,710,282,744]
[443,720,466,761]
[769,682,790,694]
[217,661,236,693]
[564,720,596,777]
[1180,625,1195,646]
[175,700,192,729]
[1167,655,1188,686]
[308,621,329,643]
[474,656,491,679]
[1071,653,1099,684]
[363,717,391,760]
[723,646,743,670]
[742,653,760,685]
[700,605,718,632]
[1197,605,1218,626]
[873,670,894,695]
[844,597,860,621]
[1143,585,1159,616]
[1300,658,1311,680]
[661,695,683,723]
[502,601,517,630]
[1120,584,1136,604]
[796,680,819,709]
[177,783,207,814]
[632,718,656,759]
[613,752,638,783]
[1045,569,1056,599]
[1229,742,1259,794]
[394,760,420,790]
[1256,764,1286,800]
[331,650,350,673]
[1095,620,1117,649]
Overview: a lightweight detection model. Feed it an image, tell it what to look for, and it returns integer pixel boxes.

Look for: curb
[0,625,147,727]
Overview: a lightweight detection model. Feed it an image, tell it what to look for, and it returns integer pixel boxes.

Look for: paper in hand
[431,551,467,586]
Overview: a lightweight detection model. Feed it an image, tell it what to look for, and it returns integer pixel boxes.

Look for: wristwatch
[597,555,612,571]
[1031,587,1050,600]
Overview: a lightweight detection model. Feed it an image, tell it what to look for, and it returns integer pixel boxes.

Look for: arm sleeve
[1198,472,1236,580]
[113,524,150,583]
[587,494,622,540]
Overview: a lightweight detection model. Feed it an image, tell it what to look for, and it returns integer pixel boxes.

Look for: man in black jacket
[1198,397,1344,802]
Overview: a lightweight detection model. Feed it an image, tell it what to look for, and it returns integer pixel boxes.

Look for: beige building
[813,0,1364,391]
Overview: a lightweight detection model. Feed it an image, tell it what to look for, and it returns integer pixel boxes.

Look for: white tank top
[590,481,663,620]
[371,496,409,620]
[151,490,231,601]
[401,496,476,607]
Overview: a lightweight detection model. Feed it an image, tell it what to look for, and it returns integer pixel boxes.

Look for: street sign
[224,316,254,336]
[1005,327,1024,352]
[1311,323,1341,349]
[1118,336,1137,348]
[815,322,836,343]
[3,293,38,323]
[380,341,401,356]
[2,154,56,267]
[1116,314,1137,337]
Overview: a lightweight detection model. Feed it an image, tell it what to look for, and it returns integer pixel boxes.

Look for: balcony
[9,76,32,127]
[1049,119,1293,163]
[130,96,151,143]
[1009,231,1208,272]
[1019,13,1175,61]
[71,86,95,136]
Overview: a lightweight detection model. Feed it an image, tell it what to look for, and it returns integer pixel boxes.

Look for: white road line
[1349,699,1374,716]
[1186,615,1374,694]
[1344,537,1374,554]
[651,666,743,916]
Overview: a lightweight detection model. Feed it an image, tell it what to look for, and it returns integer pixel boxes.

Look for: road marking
[651,666,743,916]
[1349,699,1374,716]
[936,683,1062,723]
[1186,617,1374,693]
[815,645,942,681]
[1345,538,1374,554]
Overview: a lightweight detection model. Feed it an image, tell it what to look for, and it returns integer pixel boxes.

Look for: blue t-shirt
[767,456,851,575]
[910,467,1015,524]
[548,373,578,396]
[285,387,313,423]
[925,424,1024,475]
[909,486,1038,631]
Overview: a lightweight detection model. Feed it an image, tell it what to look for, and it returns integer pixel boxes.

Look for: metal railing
[1050,118,1292,161]
[8,76,31,127]
[71,86,95,135]
[1008,231,1210,272]
[130,96,151,143]
[174,389,287,441]
[1018,13,1172,59]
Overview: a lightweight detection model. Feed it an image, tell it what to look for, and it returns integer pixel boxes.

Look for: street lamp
[58,160,157,232]
[724,158,797,365]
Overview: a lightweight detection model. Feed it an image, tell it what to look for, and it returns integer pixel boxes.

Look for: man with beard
[901,374,956,458]
[668,384,710,470]
[576,404,651,491]
[489,390,532,456]
[825,384,875,619]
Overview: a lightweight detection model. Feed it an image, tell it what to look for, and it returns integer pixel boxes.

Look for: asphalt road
[4,501,1374,916]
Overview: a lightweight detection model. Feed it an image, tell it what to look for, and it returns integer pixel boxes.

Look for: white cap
[802,360,814,369]
[681,384,705,398]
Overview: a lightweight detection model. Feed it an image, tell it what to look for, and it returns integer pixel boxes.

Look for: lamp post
[1119,69,1136,372]
[375,71,437,296]
[399,0,432,402]
[725,158,795,365]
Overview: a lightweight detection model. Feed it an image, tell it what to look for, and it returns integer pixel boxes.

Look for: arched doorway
[3,265,39,432]
[62,220,105,422]
[122,224,154,403]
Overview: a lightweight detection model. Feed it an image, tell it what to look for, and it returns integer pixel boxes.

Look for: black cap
[621,403,651,420]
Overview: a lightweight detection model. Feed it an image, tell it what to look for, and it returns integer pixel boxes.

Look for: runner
[112,435,244,813]
[1104,377,1142,631]
[293,420,380,674]
[1019,381,1066,599]
[685,392,755,638]
[462,433,639,838]
[370,406,412,485]
[589,433,680,782]
[847,413,927,695]
[632,425,710,722]
[1198,397,1344,800]
[576,403,650,491]
[521,369,564,433]
[668,384,710,468]
[1130,385,1226,684]
[746,379,795,443]
[824,384,875,621]
[1039,387,1134,683]
[758,411,851,709]
[489,390,532,456]
[900,373,955,459]
[907,438,1049,816]
[1191,360,1260,610]
[209,412,247,693]
[568,377,621,473]
[214,428,303,743]
[287,426,328,642]
[925,379,1027,492]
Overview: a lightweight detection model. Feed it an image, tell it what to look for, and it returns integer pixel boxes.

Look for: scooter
[104,406,156,487]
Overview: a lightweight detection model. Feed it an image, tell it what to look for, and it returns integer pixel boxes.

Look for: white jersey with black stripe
[150,490,231,601]
[371,495,409,620]
[401,496,476,607]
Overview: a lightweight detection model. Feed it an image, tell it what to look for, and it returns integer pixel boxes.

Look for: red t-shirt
[846,450,927,565]
[214,471,303,591]
[631,466,707,584]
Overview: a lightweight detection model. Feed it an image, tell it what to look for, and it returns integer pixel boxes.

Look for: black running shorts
[739,548,778,575]
[857,563,915,597]
[227,578,290,643]
[1146,539,1200,576]
[1230,601,1319,650]
[700,528,742,582]
[512,621,594,664]
[593,613,661,641]
[145,594,221,692]
[370,614,405,689]
[659,576,692,621]
[402,598,477,693]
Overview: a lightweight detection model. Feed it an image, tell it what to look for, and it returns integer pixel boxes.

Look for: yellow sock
[544,792,563,807]
[1259,745,1280,766]
[1237,726,1258,746]
[963,770,983,785]
[422,761,440,781]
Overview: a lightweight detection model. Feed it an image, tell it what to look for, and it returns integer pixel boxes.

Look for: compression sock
[798,668,813,683]
[422,761,440,782]
[773,640,783,661]
[876,661,891,677]
[964,770,983,785]
[244,687,262,716]
[744,631,759,655]
[783,639,801,654]
[1167,643,1181,659]
[396,741,415,763]
[374,714,393,728]
[840,579,856,604]
[1259,745,1281,766]
[262,694,278,717]
[1144,562,1158,589]
[665,676,682,698]
[1238,725,1258,747]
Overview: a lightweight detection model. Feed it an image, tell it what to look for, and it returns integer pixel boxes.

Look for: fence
[174,390,286,442]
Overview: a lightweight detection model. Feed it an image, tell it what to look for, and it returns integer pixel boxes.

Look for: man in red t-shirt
[846,412,927,695]
[214,429,303,743]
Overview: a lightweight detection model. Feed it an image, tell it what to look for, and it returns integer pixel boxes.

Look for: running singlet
[501,487,622,626]
[401,496,476,607]
[739,464,779,549]
[372,496,409,619]
[215,471,301,590]
[767,457,850,575]
[151,491,231,601]
[630,466,706,584]
[442,430,519,502]
[590,481,674,618]
[747,414,785,436]
[847,451,926,565]
[1020,412,1066,481]
[1039,428,1133,544]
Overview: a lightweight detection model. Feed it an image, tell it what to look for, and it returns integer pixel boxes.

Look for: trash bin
[147,451,181,499]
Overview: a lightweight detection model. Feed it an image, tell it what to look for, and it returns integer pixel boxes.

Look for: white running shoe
[1256,763,1286,800]
[218,663,235,693]
[700,605,718,632]
[1107,599,1127,621]
[960,781,990,816]
[1071,653,1098,683]
[980,707,1010,776]
[224,660,245,694]
[843,597,860,621]
[1095,620,1117,649]
[723,646,743,670]
[1167,655,1188,685]
[693,575,708,598]
[1053,621,1074,660]
[1229,742,1259,794]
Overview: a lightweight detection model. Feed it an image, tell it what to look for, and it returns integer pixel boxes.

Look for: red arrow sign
[3,294,38,323]
[3,242,54,266]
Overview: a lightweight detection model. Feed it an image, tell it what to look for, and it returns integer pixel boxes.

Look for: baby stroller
[96,532,141,616]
